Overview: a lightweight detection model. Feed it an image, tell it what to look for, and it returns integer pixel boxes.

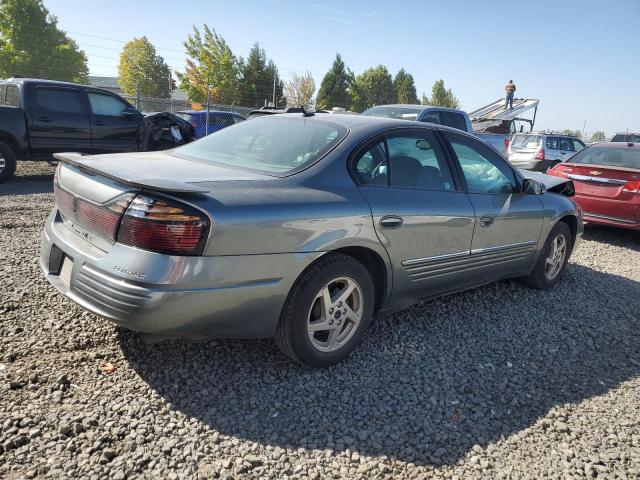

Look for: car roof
[513,132,582,138]
[367,104,464,113]
[177,110,241,115]
[588,142,640,149]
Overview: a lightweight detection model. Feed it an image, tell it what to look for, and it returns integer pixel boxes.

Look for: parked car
[547,142,639,230]
[508,133,586,172]
[360,103,530,155]
[611,132,640,142]
[176,110,245,138]
[41,114,582,367]
[0,78,194,182]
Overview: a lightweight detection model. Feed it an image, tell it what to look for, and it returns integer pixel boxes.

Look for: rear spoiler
[53,152,210,193]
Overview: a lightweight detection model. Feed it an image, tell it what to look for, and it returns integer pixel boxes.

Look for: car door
[353,128,476,306]
[87,90,143,154]
[545,136,562,161]
[443,131,544,280]
[27,85,91,156]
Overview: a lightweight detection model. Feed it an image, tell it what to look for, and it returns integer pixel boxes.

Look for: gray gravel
[2,161,640,479]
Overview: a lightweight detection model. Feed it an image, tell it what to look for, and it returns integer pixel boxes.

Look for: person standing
[505,80,516,109]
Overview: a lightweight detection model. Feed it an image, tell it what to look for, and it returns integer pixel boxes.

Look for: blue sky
[46,0,639,135]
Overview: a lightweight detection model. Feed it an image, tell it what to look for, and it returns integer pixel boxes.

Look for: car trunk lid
[554,163,640,199]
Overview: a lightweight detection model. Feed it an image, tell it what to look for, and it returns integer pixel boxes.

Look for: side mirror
[523,178,546,195]
[122,107,140,118]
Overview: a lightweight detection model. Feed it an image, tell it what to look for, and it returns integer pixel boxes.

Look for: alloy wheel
[307,276,364,353]
[545,234,567,280]
[0,153,5,175]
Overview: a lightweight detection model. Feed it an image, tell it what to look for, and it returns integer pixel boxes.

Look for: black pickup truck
[0,78,194,182]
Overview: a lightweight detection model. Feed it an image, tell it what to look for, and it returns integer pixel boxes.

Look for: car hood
[519,169,575,196]
[54,151,270,193]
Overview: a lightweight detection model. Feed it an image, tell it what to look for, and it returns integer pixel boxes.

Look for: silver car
[508,133,586,172]
[41,114,582,367]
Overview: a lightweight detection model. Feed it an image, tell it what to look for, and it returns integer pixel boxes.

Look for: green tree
[239,43,283,108]
[393,68,418,104]
[0,0,88,83]
[349,65,394,111]
[562,129,582,138]
[283,71,315,109]
[118,37,171,98]
[316,53,353,110]
[177,25,240,104]
[265,60,284,107]
[590,131,606,142]
[422,79,460,108]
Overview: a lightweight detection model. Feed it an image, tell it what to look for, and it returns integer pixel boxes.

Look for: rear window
[0,83,19,106]
[362,106,423,120]
[611,134,640,142]
[441,111,467,131]
[172,116,347,175]
[569,147,640,170]
[511,135,541,149]
[176,113,194,122]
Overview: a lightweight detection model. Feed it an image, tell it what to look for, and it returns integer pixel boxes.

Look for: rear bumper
[40,209,321,338]
[573,195,640,230]
[508,158,555,172]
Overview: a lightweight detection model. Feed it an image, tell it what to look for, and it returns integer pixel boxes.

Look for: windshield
[173,116,347,175]
[362,106,423,120]
[569,147,640,170]
[611,133,640,142]
[510,134,541,149]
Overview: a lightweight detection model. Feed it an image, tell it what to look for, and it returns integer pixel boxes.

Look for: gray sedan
[41,114,583,367]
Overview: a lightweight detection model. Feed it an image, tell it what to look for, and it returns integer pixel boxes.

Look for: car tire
[521,221,573,290]
[274,253,375,368]
[0,141,17,183]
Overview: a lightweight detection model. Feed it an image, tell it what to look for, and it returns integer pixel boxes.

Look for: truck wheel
[274,253,375,368]
[0,141,17,183]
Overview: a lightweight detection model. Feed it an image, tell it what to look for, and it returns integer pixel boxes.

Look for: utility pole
[206,83,211,136]
[272,72,276,107]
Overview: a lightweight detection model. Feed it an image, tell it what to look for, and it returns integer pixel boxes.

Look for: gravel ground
[1,161,639,480]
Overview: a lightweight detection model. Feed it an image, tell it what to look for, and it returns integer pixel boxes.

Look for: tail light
[535,148,545,160]
[54,181,134,241]
[117,194,209,255]
[623,180,640,193]
[504,138,510,150]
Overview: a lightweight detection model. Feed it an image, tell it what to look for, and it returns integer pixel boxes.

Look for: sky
[46,0,640,136]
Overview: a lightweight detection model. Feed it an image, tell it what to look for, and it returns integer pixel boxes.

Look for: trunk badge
[589,170,602,176]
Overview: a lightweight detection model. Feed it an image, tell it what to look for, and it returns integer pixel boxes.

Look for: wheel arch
[558,214,578,250]
[0,131,20,156]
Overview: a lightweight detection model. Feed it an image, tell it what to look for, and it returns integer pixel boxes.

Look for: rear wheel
[274,253,374,368]
[521,222,572,289]
[0,141,17,183]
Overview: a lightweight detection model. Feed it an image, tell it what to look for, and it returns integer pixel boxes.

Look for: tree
[284,71,315,109]
[422,79,460,109]
[0,0,88,83]
[562,129,582,138]
[265,60,284,107]
[393,69,418,104]
[590,131,606,142]
[239,43,283,108]
[348,65,394,111]
[177,25,240,104]
[316,54,353,110]
[118,37,171,98]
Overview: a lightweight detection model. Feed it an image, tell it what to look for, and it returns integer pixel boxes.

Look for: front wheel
[274,253,374,368]
[521,222,572,289]
[0,141,17,183]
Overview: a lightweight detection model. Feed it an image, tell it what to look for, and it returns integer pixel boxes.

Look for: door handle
[379,215,404,229]
[479,215,495,227]
[93,120,106,126]
[36,116,51,123]
[560,152,566,155]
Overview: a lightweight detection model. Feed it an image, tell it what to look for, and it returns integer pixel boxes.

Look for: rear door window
[546,137,559,149]
[572,139,585,151]
[441,111,467,131]
[559,137,574,151]
[421,111,441,125]
[33,87,84,114]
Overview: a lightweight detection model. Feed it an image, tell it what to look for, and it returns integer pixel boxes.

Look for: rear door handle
[93,120,106,126]
[36,116,51,123]
[479,215,495,227]
[379,215,404,229]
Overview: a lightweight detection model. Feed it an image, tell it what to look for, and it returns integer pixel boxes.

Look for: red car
[547,142,640,230]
